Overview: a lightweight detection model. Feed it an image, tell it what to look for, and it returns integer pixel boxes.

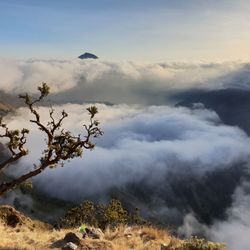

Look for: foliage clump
[59,199,143,230]
[177,236,226,250]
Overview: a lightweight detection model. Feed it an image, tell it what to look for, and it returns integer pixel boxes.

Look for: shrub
[96,200,128,228]
[58,199,144,229]
[179,236,226,250]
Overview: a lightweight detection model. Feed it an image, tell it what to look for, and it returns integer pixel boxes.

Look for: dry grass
[0,222,73,250]
[0,205,71,249]
[104,224,173,250]
[0,221,174,250]
[0,205,226,250]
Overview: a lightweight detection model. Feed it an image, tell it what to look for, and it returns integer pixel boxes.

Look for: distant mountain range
[174,88,250,135]
[0,91,22,111]
[78,52,98,59]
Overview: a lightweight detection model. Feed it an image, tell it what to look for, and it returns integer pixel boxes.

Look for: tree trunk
[0,164,48,196]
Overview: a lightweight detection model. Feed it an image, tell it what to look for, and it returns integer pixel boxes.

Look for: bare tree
[0,83,103,196]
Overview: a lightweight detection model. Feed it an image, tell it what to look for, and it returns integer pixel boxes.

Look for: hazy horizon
[1,0,250,62]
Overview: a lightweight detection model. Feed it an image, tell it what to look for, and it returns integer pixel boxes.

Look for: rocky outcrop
[0,205,26,227]
[62,242,78,250]
[64,232,81,246]
[63,230,112,250]
[86,227,104,239]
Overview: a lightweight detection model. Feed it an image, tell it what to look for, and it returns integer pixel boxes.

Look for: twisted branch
[0,83,103,196]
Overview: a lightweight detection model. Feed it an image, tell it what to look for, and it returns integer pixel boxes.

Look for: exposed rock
[86,227,104,239]
[78,53,98,60]
[0,205,26,227]
[161,243,170,249]
[6,213,21,227]
[64,232,81,246]
[62,242,78,250]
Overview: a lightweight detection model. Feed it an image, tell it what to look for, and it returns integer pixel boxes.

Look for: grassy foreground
[0,205,226,250]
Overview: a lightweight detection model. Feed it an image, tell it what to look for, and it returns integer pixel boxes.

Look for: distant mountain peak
[78,52,98,60]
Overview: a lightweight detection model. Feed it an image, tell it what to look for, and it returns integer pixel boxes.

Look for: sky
[1,0,250,61]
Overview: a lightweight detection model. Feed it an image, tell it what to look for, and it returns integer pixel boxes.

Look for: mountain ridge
[78,52,98,60]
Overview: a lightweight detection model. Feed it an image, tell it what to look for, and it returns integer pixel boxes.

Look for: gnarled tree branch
[0,83,103,196]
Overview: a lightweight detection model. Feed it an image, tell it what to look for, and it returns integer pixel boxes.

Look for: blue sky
[0,0,250,61]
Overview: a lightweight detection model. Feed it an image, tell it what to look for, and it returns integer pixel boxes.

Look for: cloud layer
[2,59,250,249]
[3,104,250,201]
[179,181,250,250]
[209,182,250,250]
[1,59,250,105]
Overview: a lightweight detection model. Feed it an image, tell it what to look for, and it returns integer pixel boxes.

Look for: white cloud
[178,181,250,250]
[209,182,250,250]
[0,59,250,104]
[2,104,250,201]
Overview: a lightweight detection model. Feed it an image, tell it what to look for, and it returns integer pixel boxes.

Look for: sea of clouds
[3,103,250,249]
[1,59,250,249]
[1,59,250,105]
